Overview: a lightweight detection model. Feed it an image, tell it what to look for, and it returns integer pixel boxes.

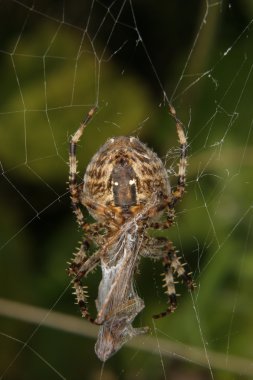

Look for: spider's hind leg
[67,239,90,276]
[169,244,194,291]
[152,240,194,319]
[67,239,99,325]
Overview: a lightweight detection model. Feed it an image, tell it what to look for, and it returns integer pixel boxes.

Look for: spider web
[1,0,253,379]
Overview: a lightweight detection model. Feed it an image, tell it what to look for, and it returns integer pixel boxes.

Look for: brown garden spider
[67,105,194,361]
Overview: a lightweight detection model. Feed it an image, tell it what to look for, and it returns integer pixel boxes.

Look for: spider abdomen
[83,136,170,217]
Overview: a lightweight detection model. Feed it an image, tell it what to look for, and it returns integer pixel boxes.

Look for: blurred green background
[1,1,253,379]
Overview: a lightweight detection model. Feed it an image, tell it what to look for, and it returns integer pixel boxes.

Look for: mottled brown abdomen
[83,136,170,218]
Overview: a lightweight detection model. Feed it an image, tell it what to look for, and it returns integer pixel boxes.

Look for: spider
[67,105,194,361]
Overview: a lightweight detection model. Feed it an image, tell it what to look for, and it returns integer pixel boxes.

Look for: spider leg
[69,107,97,228]
[136,192,175,230]
[147,210,175,230]
[68,107,103,324]
[169,245,194,290]
[153,259,177,318]
[140,235,168,259]
[151,107,190,318]
[67,238,101,325]
[72,277,96,323]
[153,241,194,319]
[139,236,177,317]
[67,223,105,324]
[140,231,193,319]
[168,104,187,207]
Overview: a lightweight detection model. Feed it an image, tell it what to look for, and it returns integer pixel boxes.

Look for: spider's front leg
[69,107,97,229]
[168,104,188,208]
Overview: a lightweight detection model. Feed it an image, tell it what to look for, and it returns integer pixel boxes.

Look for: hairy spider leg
[67,240,101,324]
[153,241,194,319]
[168,104,187,208]
[67,218,123,325]
[152,104,191,319]
[69,107,97,229]
[68,107,102,324]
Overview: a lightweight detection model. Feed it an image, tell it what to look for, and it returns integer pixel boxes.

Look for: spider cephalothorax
[67,106,194,361]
